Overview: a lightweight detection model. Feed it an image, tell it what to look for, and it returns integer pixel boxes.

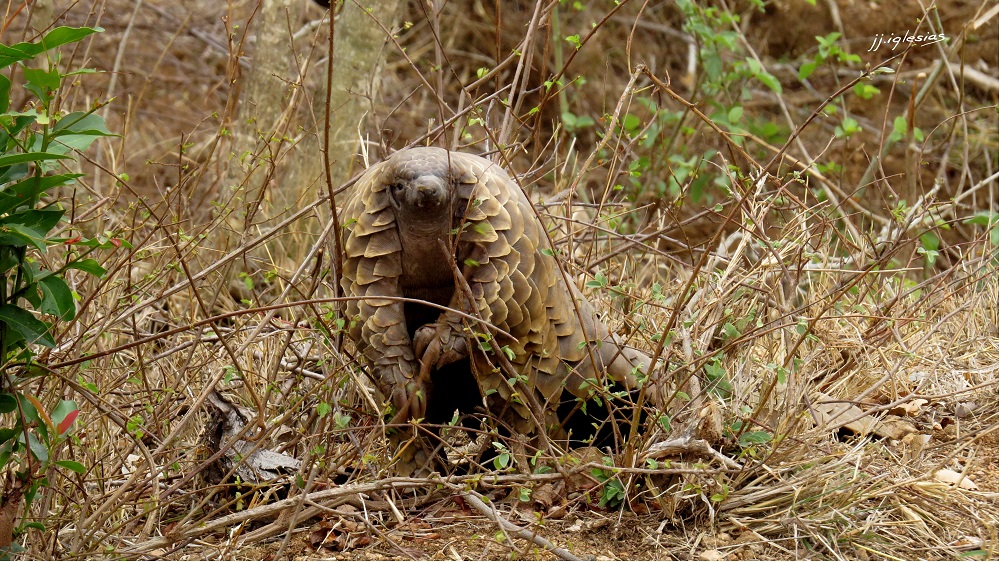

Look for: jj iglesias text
[868,31,946,52]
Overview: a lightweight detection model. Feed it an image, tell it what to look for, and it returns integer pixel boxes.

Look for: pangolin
[339,147,662,448]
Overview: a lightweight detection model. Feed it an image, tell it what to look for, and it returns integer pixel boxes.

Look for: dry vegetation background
[0,0,997,559]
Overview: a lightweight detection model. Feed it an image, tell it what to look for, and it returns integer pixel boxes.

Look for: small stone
[698,549,725,561]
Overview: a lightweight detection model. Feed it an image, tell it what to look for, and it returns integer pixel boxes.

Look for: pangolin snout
[412,176,448,207]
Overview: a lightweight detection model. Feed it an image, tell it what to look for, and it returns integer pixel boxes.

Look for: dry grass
[1,0,996,559]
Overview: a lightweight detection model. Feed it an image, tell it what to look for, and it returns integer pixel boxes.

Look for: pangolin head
[382,147,455,220]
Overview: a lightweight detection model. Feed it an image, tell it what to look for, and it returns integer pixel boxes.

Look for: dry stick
[50,295,511,370]
[273,456,322,559]
[741,129,881,224]
[556,66,674,457]
[639,67,757,169]
[301,496,415,559]
[73,7,433,551]
[55,150,327,358]
[68,275,386,543]
[586,206,724,270]
[101,0,142,124]
[321,2,344,301]
[822,300,976,432]
[641,67,881,355]
[419,0,449,133]
[117,478,435,556]
[265,270,334,560]
[455,489,581,562]
[495,0,546,149]
[115,403,346,554]
[248,12,362,403]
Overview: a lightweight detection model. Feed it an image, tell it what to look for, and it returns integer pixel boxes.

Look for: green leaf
[3,206,64,232]
[0,211,62,249]
[494,452,510,470]
[0,427,17,444]
[49,134,98,153]
[0,394,14,414]
[738,431,773,447]
[23,66,60,100]
[51,112,116,152]
[52,400,78,432]
[126,414,144,439]
[852,82,880,100]
[756,71,782,94]
[0,27,102,69]
[41,26,102,50]
[0,173,80,216]
[0,304,55,347]
[22,282,41,308]
[65,258,106,277]
[727,106,744,123]
[622,113,641,132]
[920,232,940,252]
[0,228,43,249]
[835,116,860,138]
[0,152,71,169]
[798,61,817,81]
[25,432,47,462]
[39,275,75,320]
[889,115,908,142]
[964,211,998,227]
[55,459,86,474]
[561,111,594,131]
[316,402,331,418]
[52,112,113,136]
[0,74,9,113]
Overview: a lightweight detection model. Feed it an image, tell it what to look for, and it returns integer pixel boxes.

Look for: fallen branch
[455,488,581,562]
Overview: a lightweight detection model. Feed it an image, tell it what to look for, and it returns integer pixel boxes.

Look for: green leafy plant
[492,440,513,471]
[798,32,862,82]
[591,456,626,509]
[703,357,733,398]
[0,26,124,552]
